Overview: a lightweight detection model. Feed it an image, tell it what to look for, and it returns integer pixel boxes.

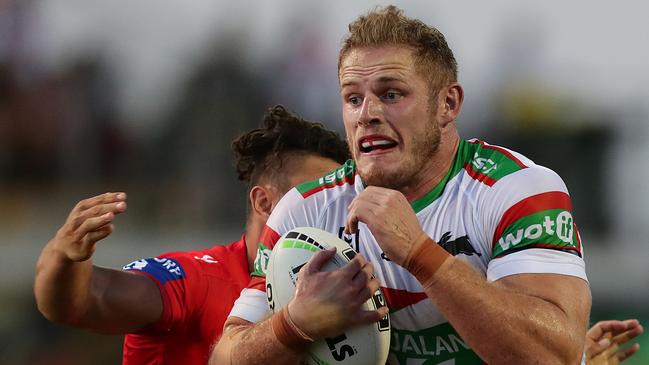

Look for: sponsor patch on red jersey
[123,257,186,284]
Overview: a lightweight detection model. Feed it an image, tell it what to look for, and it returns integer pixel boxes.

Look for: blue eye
[349,96,362,106]
[384,91,401,100]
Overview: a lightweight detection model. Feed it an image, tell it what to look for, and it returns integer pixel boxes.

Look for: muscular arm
[34,192,162,334]
[211,317,304,365]
[426,256,590,364]
[347,186,591,364]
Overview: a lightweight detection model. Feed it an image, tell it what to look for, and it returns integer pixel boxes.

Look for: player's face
[339,45,441,190]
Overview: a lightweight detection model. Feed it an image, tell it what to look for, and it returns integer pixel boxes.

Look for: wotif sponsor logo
[498,211,574,250]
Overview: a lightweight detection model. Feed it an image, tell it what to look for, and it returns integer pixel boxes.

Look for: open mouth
[358,136,398,154]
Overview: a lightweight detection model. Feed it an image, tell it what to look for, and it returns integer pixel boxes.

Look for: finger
[82,201,127,219]
[612,326,644,346]
[345,210,359,235]
[74,192,127,212]
[77,212,115,236]
[616,343,640,362]
[350,259,375,285]
[586,336,611,358]
[74,193,127,219]
[340,255,364,276]
[600,338,620,359]
[301,247,337,275]
[359,260,375,279]
[361,277,382,301]
[69,200,126,229]
[353,306,389,326]
[587,321,607,341]
[589,320,635,338]
[86,224,114,242]
[350,267,371,291]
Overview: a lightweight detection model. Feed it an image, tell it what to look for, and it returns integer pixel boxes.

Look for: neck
[243,217,263,273]
[402,131,460,203]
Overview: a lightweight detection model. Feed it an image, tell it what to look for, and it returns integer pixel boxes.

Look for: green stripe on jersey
[389,322,481,364]
[493,209,578,257]
[410,140,472,213]
[251,243,271,277]
[296,160,355,197]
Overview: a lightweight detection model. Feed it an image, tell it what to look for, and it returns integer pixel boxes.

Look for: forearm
[34,243,94,324]
[211,317,305,365]
[35,243,161,333]
[424,257,588,364]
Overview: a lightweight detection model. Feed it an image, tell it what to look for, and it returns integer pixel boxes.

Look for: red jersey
[121,235,251,365]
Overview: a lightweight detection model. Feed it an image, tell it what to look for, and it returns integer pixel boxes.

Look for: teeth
[373,140,393,146]
[361,139,393,148]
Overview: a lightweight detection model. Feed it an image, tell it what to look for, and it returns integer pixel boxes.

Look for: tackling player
[33,105,350,364]
[212,6,595,364]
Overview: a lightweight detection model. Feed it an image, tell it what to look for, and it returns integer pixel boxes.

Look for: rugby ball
[266,227,390,365]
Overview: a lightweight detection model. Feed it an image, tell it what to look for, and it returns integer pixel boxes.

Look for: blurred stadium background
[1,0,648,363]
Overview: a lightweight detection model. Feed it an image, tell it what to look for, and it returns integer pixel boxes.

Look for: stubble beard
[356,119,441,191]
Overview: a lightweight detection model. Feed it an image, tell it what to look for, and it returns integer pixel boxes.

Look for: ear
[438,83,464,127]
[249,185,275,221]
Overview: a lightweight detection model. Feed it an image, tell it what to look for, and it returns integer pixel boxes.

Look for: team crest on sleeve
[123,257,186,284]
[252,243,272,277]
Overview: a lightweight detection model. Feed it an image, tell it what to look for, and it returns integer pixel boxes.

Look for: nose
[358,94,382,127]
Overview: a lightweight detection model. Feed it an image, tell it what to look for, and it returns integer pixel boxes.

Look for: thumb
[302,247,337,274]
[586,336,611,358]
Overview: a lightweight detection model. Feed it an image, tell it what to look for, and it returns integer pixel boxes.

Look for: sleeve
[229,187,320,323]
[122,254,198,333]
[481,165,587,282]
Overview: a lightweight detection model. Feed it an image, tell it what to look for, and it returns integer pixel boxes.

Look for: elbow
[36,301,78,325]
[34,293,83,326]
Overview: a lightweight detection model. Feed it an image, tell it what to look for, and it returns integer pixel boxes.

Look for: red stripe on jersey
[381,287,427,311]
[248,276,266,292]
[259,225,281,250]
[463,163,497,186]
[492,191,573,248]
[470,140,528,169]
[493,243,582,258]
[301,174,356,199]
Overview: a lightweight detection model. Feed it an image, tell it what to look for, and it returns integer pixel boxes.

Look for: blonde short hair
[338,5,458,95]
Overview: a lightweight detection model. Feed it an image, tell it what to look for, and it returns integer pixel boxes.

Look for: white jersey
[231,139,587,364]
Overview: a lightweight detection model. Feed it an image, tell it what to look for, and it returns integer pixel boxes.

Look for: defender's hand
[287,248,387,340]
[586,319,644,365]
[345,186,424,266]
[50,192,127,262]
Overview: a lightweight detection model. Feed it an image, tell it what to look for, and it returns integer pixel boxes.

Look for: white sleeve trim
[487,248,588,282]
[228,288,270,323]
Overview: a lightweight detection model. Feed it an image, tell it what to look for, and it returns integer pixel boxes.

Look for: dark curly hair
[232,105,350,194]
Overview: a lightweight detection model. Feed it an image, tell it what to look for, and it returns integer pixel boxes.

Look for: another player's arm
[346,186,591,364]
[210,248,387,365]
[212,316,304,365]
[34,192,162,334]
